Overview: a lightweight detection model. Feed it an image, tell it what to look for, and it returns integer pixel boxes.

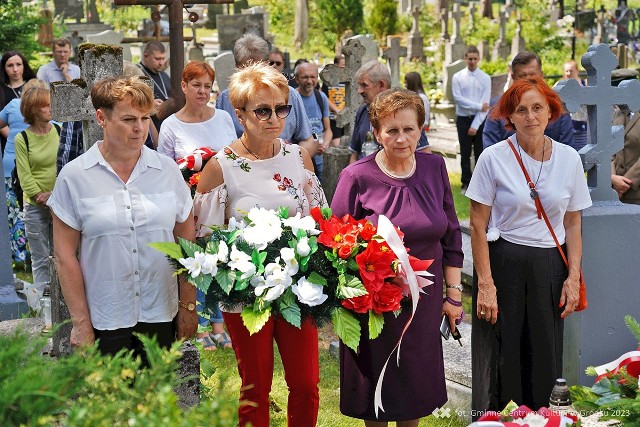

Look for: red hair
[182,60,215,83]
[491,76,565,131]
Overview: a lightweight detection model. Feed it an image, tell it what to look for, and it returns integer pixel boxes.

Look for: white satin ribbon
[373,215,433,417]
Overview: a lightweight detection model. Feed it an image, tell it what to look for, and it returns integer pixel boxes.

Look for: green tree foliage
[316,0,364,40]
[0,0,45,58]
[367,0,398,41]
[96,0,149,34]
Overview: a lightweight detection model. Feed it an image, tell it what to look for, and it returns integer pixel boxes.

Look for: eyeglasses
[242,105,292,121]
[269,61,283,67]
[513,104,547,117]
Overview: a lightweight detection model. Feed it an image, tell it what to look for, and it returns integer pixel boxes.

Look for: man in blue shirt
[36,38,81,87]
[482,51,576,150]
[295,62,332,181]
[215,34,317,157]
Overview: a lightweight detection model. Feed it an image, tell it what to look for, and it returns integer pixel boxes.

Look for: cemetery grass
[201,328,466,427]
[449,173,470,221]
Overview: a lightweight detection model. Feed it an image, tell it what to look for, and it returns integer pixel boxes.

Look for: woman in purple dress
[331,89,464,426]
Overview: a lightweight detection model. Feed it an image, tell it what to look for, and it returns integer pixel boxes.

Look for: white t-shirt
[418,92,431,128]
[157,108,237,160]
[466,136,592,248]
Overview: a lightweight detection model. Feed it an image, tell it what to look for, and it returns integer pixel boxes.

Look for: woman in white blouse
[48,76,197,358]
[194,62,327,427]
[466,77,591,414]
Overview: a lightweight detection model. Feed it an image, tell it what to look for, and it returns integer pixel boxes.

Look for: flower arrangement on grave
[176,147,216,196]
[150,206,433,351]
[470,402,580,427]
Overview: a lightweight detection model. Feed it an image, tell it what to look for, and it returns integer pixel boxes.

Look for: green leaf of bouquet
[325,249,337,262]
[337,274,367,299]
[215,269,235,294]
[320,207,332,220]
[190,273,212,293]
[241,306,272,335]
[277,206,289,219]
[234,277,250,291]
[347,257,359,271]
[369,311,384,340]
[295,228,307,240]
[147,242,184,260]
[278,291,301,328]
[178,238,203,258]
[205,239,219,254]
[307,271,327,286]
[332,307,361,351]
[226,229,240,245]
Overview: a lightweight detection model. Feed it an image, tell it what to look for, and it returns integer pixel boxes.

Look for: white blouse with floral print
[193,139,327,239]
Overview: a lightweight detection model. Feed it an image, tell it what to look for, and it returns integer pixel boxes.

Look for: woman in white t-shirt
[158,61,236,351]
[466,77,592,414]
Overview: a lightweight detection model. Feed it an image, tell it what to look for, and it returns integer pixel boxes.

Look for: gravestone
[593,6,607,45]
[212,51,236,93]
[468,1,477,29]
[53,0,83,22]
[407,6,425,61]
[441,7,450,41]
[319,38,365,203]
[86,30,132,61]
[490,73,508,100]
[382,36,407,88]
[492,7,510,60]
[51,44,123,151]
[217,14,265,51]
[554,43,640,386]
[49,256,71,356]
[445,3,468,64]
[549,0,561,22]
[241,6,274,43]
[431,59,466,126]
[510,13,526,58]
[348,35,379,64]
[477,40,490,61]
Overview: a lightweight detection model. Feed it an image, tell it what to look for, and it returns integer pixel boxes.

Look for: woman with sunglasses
[194,61,327,427]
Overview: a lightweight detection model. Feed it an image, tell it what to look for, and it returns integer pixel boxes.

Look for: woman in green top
[15,80,58,284]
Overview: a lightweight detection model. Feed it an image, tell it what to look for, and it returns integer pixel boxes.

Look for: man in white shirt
[452,46,491,192]
[36,38,81,86]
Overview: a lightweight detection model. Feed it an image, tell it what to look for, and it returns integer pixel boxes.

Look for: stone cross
[382,36,407,88]
[468,2,477,30]
[510,12,526,58]
[492,7,510,60]
[593,6,607,44]
[348,34,379,64]
[450,3,464,44]
[320,38,365,142]
[555,43,640,202]
[440,7,450,41]
[113,0,234,111]
[51,44,123,151]
[407,6,425,61]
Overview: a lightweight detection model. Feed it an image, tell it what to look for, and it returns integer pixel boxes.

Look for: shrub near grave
[0,331,237,426]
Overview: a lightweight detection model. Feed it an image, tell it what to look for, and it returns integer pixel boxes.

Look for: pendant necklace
[9,83,22,99]
[377,151,416,179]
[240,136,275,160]
[517,138,546,200]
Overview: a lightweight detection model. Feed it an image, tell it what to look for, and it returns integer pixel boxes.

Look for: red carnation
[342,293,372,314]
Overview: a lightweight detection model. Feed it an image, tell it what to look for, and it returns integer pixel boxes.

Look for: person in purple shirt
[332,89,463,425]
[482,51,577,151]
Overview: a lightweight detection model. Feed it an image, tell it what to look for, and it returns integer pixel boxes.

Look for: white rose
[296,236,311,257]
[292,277,328,307]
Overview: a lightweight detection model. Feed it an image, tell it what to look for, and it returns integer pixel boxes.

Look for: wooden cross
[319,38,365,144]
[555,44,640,202]
[50,44,124,151]
[382,36,407,89]
[113,0,233,109]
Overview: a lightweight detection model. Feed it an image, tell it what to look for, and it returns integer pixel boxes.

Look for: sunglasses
[269,60,283,67]
[242,105,292,121]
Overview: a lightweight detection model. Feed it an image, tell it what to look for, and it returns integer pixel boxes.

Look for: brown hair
[91,76,154,116]
[491,76,564,131]
[182,60,215,83]
[20,80,49,125]
[369,88,425,131]
[52,38,71,50]
[228,62,289,109]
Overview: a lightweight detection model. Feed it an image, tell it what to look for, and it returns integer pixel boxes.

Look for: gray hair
[355,60,391,89]
[233,33,269,66]
[293,61,318,78]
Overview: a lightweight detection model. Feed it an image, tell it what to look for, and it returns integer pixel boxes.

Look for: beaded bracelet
[444,296,462,307]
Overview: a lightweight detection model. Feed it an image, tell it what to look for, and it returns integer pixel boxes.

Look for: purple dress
[331,152,463,421]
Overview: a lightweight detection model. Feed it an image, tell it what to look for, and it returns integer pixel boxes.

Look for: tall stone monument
[555,44,640,386]
[510,12,526,58]
[492,7,510,60]
[407,5,425,61]
[445,3,468,64]
[382,36,407,88]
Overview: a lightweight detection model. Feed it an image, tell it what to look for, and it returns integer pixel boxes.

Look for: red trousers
[223,312,320,427]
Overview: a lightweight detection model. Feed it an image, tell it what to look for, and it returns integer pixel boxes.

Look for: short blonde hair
[369,88,425,131]
[228,62,289,110]
[20,80,50,125]
[91,76,154,116]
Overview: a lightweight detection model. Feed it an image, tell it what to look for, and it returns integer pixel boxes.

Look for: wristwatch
[178,301,196,312]
[446,284,464,292]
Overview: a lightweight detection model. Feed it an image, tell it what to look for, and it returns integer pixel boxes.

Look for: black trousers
[471,239,565,417]
[456,115,484,186]
[94,320,175,365]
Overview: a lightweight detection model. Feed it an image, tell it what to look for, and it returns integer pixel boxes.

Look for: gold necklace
[240,135,275,160]
[377,151,416,179]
